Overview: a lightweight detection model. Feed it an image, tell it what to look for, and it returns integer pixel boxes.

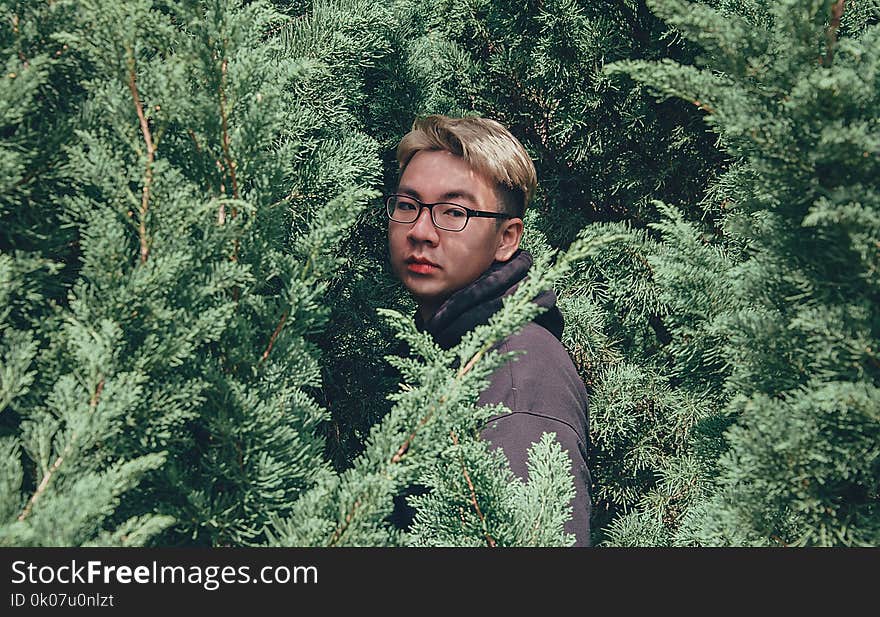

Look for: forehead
[398,150,496,206]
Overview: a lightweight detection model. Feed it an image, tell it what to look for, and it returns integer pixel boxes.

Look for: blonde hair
[396,115,537,219]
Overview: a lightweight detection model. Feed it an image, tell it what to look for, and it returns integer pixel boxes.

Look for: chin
[405,280,445,301]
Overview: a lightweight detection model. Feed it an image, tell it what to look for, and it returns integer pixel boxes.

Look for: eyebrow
[396,186,480,205]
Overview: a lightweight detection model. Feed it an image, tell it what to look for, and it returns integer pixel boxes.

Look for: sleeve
[480,412,592,547]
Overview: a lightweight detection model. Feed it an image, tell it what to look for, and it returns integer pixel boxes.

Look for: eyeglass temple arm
[469,211,512,219]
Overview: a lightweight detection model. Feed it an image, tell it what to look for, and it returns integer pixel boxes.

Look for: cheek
[388,229,413,275]
[387,227,403,254]
[464,231,497,264]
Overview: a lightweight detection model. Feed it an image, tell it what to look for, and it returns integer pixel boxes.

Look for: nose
[406,205,439,244]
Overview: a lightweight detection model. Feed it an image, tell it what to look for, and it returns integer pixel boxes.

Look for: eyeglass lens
[387,196,468,231]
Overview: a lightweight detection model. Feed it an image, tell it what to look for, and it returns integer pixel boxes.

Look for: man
[386,115,591,546]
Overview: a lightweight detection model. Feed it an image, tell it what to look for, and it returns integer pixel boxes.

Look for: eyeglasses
[385,194,512,232]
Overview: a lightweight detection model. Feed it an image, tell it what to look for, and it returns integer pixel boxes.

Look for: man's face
[388,149,522,320]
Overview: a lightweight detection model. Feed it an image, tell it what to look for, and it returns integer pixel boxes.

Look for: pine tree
[272,0,413,471]
[347,1,736,543]
[0,0,177,546]
[0,0,379,546]
[590,0,880,545]
[10,0,873,549]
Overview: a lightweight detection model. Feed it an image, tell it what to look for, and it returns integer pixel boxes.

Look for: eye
[442,206,466,218]
[396,198,417,211]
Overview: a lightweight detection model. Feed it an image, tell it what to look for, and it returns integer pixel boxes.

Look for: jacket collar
[415,249,564,350]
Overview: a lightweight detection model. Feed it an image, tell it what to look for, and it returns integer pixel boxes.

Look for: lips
[405,256,440,274]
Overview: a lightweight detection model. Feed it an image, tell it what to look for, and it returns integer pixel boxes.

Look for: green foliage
[272,0,411,470]
[595,0,880,545]
[0,0,378,546]
[1,0,611,547]
[409,433,576,547]
[398,0,727,246]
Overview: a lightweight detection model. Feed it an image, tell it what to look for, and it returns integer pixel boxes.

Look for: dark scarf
[414,249,564,350]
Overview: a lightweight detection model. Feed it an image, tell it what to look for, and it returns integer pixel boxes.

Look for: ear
[494,217,524,262]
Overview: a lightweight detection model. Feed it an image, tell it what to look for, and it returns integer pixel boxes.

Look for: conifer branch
[127,53,155,265]
[770,534,789,547]
[610,0,652,48]
[451,431,496,547]
[526,495,547,546]
[503,73,561,171]
[187,129,202,153]
[458,347,486,377]
[626,244,655,276]
[692,99,715,114]
[18,379,104,522]
[12,14,29,69]
[390,345,488,464]
[823,1,847,67]
[391,412,433,465]
[18,453,65,522]
[330,343,493,545]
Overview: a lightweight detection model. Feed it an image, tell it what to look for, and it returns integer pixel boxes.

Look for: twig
[770,534,789,547]
[18,380,104,521]
[216,57,240,289]
[127,52,155,264]
[187,128,202,153]
[327,499,361,547]
[329,343,492,545]
[12,14,29,69]
[391,412,435,464]
[693,99,715,114]
[259,310,288,364]
[451,431,496,547]
[218,58,240,203]
[18,454,65,522]
[457,348,486,378]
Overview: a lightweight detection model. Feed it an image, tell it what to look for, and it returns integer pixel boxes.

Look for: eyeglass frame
[384,193,513,232]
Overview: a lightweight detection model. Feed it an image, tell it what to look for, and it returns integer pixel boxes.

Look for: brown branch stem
[218,58,240,204]
[259,310,288,365]
[12,15,28,68]
[392,344,489,465]
[770,534,789,547]
[187,128,202,153]
[391,411,435,464]
[451,431,496,547]
[127,54,155,264]
[217,57,240,289]
[329,343,493,545]
[327,499,361,547]
[823,0,847,67]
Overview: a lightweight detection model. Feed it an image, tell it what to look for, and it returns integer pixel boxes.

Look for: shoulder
[478,322,589,445]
